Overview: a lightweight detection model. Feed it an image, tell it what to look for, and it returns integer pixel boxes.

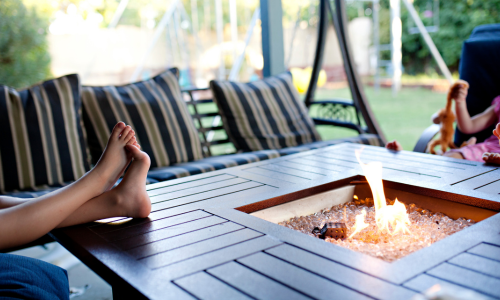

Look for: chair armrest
[312,118,364,134]
[413,124,440,153]
[309,100,364,133]
[309,99,355,107]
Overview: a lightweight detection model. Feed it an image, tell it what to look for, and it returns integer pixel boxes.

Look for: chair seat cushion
[210,72,321,152]
[81,68,204,168]
[0,74,90,193]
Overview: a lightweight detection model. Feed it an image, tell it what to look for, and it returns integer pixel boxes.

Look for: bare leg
[0,123,137,250]
[443,151,465,159]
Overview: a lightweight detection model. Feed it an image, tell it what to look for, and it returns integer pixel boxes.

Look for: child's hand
[451,84,468,103]
[386,140,403,151]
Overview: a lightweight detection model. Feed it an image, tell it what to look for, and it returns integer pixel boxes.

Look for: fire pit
[250,150,497,262]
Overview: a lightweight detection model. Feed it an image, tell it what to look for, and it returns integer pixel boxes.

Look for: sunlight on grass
[314,86,446,151]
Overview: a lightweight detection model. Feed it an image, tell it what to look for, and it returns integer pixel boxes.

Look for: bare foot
[93,122,136,192]
[386,140,403,151]
[493,123,500,141]
[483,152,500,165]
[460,136,477,148]
[113,145,151,218]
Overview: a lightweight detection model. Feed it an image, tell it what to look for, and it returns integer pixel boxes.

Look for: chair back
[455,24,500,145]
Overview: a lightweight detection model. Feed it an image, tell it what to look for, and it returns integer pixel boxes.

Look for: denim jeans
[0,253,69,300]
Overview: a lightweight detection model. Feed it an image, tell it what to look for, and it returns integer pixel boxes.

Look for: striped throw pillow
[81,68,203,168]
[210,72,321,152]
[0,74,90,193]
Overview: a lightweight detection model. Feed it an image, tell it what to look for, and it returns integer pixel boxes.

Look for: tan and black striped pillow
[210,72,321,152]
[81,68,203,168]
[0,74,90,193]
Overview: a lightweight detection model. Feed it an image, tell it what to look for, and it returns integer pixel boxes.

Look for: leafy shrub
[0,0,51,89]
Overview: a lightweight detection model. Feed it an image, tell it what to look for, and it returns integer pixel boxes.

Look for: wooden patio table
[51,143,500,300]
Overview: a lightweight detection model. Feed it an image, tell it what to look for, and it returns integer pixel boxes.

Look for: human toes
[119,125,132,141]
[126,136,137,146]
[122,129,135,143]
[111,122,126,139]
[126,145,150,163]
[483,153,500,165]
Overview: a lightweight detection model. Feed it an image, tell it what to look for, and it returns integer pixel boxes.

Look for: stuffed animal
[428,80,470,154]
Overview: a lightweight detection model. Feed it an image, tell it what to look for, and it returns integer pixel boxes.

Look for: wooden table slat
[448,252,500,279]
[243,167,311,184]
[426,263,500,298]
[128,221,244,259]
[207,261,311,300]
[450,169,500,189]
[273,160,338,175]
[402,274,496,300]
[333,149,458,174]
[467,243,500,262]
[150,177,250,203]
[147,174,236,196]
[287,157,352,172]
[265,244,416,300]
[238,252,372,300]
[98,210,211,241]
[174,271,253,300]
[152,181,265,212]
[475,179,500,195]
[155,235,282,281]
[116,216,228,251]
[143,228,262,269]
[257,163,327,179]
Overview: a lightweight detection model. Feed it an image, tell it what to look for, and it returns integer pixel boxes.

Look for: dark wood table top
[51,144,500,300]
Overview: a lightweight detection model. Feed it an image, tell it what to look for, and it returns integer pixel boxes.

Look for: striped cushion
[81,68,203,168]
[210,72,322,152]
[0,74,90,193]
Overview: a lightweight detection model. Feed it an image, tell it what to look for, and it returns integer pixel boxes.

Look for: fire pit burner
[312,222,347,240]
[279,198,476,262]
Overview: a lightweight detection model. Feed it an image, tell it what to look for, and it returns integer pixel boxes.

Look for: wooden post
[260,0,285,77]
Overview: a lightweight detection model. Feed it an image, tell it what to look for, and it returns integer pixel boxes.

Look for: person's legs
[443,151,465,159]
[56,145,151,227]
[0,122,138,250]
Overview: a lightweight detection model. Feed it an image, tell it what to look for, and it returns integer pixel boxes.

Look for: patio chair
[414,24,500,152]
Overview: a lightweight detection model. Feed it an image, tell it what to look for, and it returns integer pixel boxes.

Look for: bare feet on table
[113,145,151,218]
[483,152,500,165]
[93,122,137,192]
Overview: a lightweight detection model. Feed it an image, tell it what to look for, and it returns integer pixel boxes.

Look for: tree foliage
[348,0,500,75]
[0,0,51,89]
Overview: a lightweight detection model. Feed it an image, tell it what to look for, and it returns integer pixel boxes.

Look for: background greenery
[346,0,500,75]
[0,0,51,89]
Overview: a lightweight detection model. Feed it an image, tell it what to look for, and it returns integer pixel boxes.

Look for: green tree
[0,0,51,89]
[388,0,500,74]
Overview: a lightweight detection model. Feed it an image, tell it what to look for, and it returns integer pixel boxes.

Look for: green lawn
[190,86,446,155]
[314,87,446,151]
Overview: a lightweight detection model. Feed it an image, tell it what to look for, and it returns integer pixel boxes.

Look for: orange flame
[348,148,411,238]
[348,208,369,239]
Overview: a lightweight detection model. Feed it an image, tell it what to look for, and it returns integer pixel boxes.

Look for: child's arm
[454,86,497,134]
